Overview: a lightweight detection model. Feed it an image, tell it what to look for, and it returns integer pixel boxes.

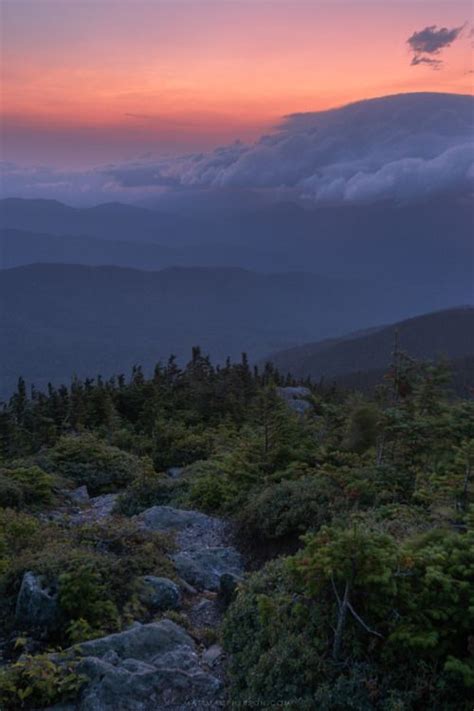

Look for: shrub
[0,653,86,710]
[222,558,326,708]
[183,454,260,514]
[152,419,214,470]
[0,466,56,510]
[237,475,334,546]
[223,527,474,710]
[115,470,187,516]
[39,433,153,495]
[0,475,23,509]
[59,563,119,637]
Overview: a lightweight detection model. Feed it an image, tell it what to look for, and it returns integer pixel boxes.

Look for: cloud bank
[2,93,473,207]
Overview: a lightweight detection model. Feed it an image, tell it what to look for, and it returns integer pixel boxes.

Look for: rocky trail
[13,486,246,710]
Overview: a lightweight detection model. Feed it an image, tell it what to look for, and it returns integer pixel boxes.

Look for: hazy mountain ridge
[2,262,465,398]
[266,307,474,383]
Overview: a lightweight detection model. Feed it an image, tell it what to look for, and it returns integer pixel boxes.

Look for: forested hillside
[0,348,472,709]
[268,307,474,388]
[2,265,473,399]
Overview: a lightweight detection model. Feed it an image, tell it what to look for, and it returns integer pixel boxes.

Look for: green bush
[115,470,187,516]
[59,564,119,637]
[152,419,214,470]
[223,526,474,709]
[39,433,153,495]
[0,475,23,509]
[0,652,86,710]
[237,475,333,545]
[222,558,326,708]
[183,454,260,514]
[0,466,56,510]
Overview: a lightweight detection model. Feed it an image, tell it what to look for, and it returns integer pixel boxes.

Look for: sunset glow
[1,0,472,166]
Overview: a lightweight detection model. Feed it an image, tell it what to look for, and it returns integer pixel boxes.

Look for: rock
[15,572,61,636]
[277,386,312,414]
[89,493,117,517]
[202,644,223,668]
[172,547,243,592]
[69,493,118,525]
[140,576,181,611]
[177,577,198,595]
[78,619,190,661]
[188,598,220,629]
[138,505,212,532]
[66,485,89,504]
[167,467,184,479]
[73,621,221,710]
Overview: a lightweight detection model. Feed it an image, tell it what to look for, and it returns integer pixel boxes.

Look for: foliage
[0,465,56,510]
[0,350,472,708]
[237,474,333,545]
[223,525,474,709]
[0,652,86,710]
[0,511,175,642]
[115,469,186,516]
[39,433,153,495]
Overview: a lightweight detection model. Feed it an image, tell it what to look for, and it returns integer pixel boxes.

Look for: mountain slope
[266,307,474,382]
[0,263,372,396]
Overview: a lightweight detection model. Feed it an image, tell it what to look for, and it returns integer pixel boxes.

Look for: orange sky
[1,0,472,165]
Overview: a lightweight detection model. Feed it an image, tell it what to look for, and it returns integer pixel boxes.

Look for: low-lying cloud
[2,93,473,207]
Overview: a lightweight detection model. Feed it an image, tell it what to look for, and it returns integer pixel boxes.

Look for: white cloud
[2,93,473,206]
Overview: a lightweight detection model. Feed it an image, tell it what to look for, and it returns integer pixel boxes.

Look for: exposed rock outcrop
[139,576,181,612]
[15,571,62,637]
[172,548,243,592]
[74,620,222,710]
[277,386,312,414]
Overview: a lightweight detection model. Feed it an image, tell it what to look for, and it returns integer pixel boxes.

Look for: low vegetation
[0,347,472,708]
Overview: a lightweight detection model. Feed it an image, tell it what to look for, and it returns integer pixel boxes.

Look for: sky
[1,0,472,169]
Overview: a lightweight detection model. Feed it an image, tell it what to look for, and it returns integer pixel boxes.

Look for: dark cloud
[410,56,442,70]
[408,24,465,69]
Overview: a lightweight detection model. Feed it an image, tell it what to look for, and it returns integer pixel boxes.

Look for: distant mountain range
[2,263,469,398]
[266,307,474,395]
[1,196,472,292]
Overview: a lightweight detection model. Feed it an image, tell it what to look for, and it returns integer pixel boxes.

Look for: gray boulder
[277,386,312,414]
[172,547,243,591]
[140,576,181,611]
[74,621,221,710]
[138,505,212,532]
[66,485,90,504]
[202,644,223,668]
[15,571,61,636]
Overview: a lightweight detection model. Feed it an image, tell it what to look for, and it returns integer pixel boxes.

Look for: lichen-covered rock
[138,505,212,532]
[139,576,181,611]
[15,571,62,637]
[73,621,221,710]
[172,547,243,591]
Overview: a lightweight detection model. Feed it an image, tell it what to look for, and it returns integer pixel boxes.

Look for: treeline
[0,348,308,462]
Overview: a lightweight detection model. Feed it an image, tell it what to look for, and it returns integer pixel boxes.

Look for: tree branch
[347,601,384,639]
[330,574,341,609]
